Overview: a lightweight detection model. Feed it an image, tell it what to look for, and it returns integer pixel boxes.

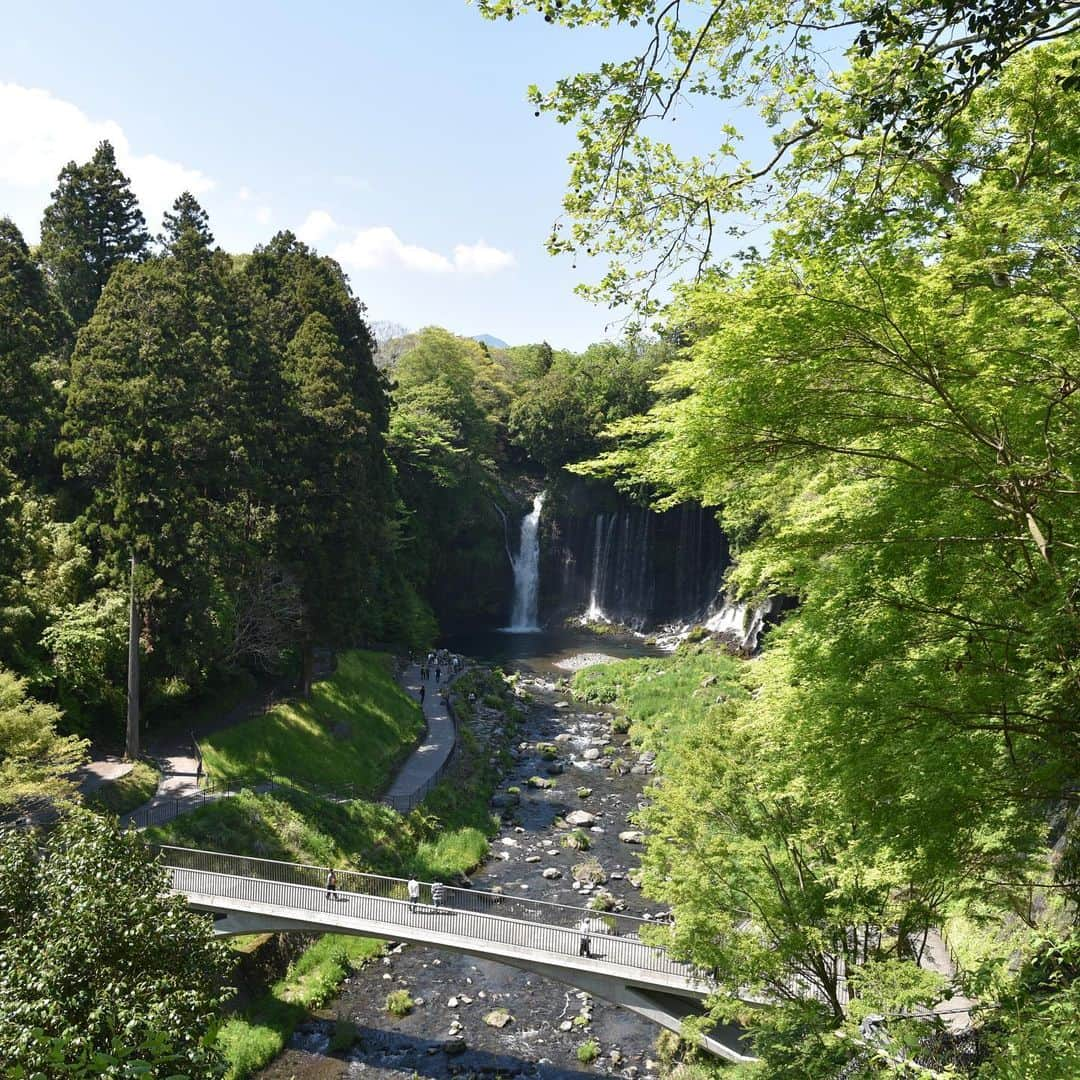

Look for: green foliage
[0,810,232,1076]
[576,1038,600,1064]
[478,2,1080,313]
[215,935,381,1079]
[0,668,87,817]
[385,988,415,1017]
[38,140,149,328]
[197,651,423,793]
[0,217,65,478]
[506,338,668,470]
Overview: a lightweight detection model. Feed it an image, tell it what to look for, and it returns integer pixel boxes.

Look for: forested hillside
[0,145,664,810]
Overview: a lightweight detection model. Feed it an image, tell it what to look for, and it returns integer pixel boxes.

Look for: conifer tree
[0,218,65,476]
[160,191,214,263]
[39,140,149,329]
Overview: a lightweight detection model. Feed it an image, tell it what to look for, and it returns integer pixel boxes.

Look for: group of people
[324,869,599,959]
[418,649,463,683]
[325,869,447,912]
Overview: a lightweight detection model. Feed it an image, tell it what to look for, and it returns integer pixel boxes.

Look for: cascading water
[704,595,777,651]
[505,492,546,632]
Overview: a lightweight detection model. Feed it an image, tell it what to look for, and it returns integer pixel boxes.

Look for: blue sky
[0,2,762,349]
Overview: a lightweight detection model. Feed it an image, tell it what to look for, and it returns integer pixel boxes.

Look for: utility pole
[126,552,140,759]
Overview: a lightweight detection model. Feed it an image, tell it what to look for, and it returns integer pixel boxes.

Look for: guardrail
[158,845,665,941]
[159,846,694,981]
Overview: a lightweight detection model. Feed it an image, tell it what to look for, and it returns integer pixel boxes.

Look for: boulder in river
[619,830,646,844]
[565,810,597,827]
[484,1007,513,1028]
[542,867,562,879]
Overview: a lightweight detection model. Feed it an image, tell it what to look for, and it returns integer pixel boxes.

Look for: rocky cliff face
[537,477,729,629]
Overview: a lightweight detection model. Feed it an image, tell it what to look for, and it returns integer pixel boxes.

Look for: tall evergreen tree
[243,233,397,685]
[62,233,252,699]
[0,217,66,477]
[160,191,214,263]
[39,141,149,329]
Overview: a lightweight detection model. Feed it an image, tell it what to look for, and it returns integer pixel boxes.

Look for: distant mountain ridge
[471,333,509,349]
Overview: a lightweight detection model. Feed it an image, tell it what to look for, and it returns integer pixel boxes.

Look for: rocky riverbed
[259,657,672,1079]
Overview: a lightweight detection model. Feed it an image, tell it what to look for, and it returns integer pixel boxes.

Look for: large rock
[565,810,597,827]
[542,867,562,879]
[582,747,602,761]
[619,830,645,845]
[484,1008,513,1028]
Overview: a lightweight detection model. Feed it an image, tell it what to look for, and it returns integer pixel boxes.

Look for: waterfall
[704,595,775,651]
[505,492,546,632]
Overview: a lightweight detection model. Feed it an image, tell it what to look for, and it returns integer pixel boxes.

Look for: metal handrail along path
[159,846,697,982]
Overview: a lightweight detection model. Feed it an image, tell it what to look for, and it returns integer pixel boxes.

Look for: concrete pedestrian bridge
[159,846,756,1062]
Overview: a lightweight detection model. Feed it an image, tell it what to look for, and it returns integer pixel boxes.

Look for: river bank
[259,646,673,1078]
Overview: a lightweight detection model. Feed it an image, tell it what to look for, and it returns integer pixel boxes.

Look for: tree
[161,191,214,262]
[478,1,1080,312]
[0,810,231,1076]
[39,140,149,329]
[0,217,66,478]
[243,232,401,673]
[62,237,252,705]
[0,669,87,820]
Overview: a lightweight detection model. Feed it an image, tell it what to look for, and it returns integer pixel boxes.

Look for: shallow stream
[258,629,671,1079]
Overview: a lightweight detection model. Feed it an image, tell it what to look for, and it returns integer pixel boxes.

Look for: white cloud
[0,82,213,231]
[334,226,454,273]
[297,209,338,246]
[238,185,251,202]
[327,224,515,276]
[255,205,272,225]
[453,240,516,274]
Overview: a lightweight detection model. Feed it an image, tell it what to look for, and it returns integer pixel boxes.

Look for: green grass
[215,934,383,1079]
[151,663,514,1079]
[572,641,743,753]
[199,651,423,794]
[85,759,161,816]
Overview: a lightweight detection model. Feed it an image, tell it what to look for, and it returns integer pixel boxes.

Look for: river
[258,628,675,1078]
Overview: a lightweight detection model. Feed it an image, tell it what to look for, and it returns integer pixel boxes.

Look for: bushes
[385,989,414,1017]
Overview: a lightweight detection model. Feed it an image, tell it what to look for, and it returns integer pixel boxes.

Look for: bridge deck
[161,847,709,997]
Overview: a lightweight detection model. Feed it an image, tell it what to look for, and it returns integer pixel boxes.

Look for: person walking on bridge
[419,684,426,706]
[408,877,420,912]
[431,880,446,909]
[325,868,338,899]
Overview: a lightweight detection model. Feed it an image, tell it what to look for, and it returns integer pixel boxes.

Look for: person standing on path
[435,666,441,683]
[407,877,420,912]
[419,684,426,705]
[326,868,338,899]
[578,920,592,958]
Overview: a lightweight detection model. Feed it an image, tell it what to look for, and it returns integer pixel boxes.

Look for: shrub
[385,989,414,1017]
[563,830,591,851]
[577,1039,600,1064]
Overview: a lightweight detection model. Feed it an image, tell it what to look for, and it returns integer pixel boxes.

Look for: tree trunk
[301,639,314,699]
[126,552,140,759]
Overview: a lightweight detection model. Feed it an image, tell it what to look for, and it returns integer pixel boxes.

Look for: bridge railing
[164,860,696,980]
[157,845,670,944]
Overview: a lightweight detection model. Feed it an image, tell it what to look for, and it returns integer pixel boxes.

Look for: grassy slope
[86,759,161,816]
[150,663,509,1078]
[199,651,424,793]
[572,640,744,752]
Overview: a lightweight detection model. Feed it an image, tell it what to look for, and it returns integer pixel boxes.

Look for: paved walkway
[382,661,458,809]
[120,656,462,827]
[76,757,133,798]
